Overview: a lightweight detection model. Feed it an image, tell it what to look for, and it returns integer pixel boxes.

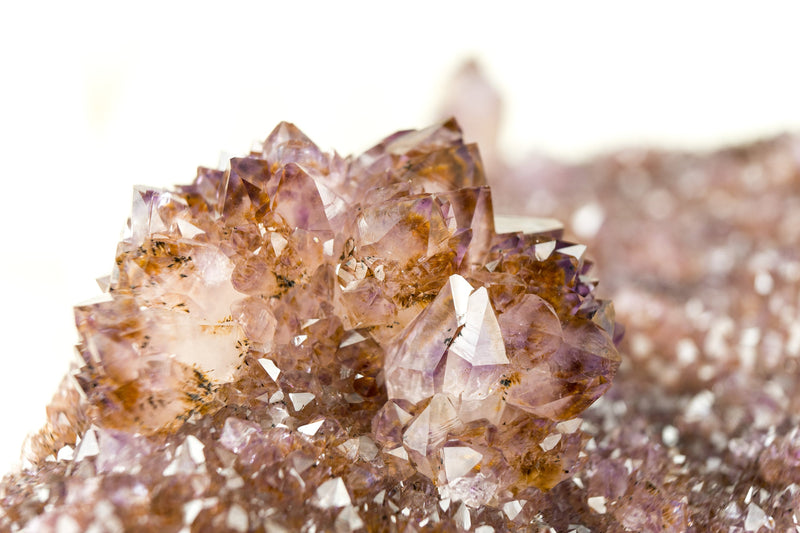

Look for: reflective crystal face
[8,119,620,532]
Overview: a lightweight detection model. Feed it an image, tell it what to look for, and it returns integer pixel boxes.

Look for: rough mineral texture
[6,60,799,531]
[440,64,800,531]
[0,120,622,532]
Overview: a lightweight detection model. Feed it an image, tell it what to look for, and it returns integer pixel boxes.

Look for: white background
[1,1,799,474]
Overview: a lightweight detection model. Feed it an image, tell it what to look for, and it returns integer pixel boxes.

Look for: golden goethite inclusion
[5,120,620,532]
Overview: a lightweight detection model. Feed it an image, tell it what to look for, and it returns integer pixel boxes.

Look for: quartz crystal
[0,120,621,531]
[438,63,800,531]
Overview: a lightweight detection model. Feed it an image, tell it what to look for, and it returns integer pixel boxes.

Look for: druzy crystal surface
[1,120,621,531]
[438,64,800,532]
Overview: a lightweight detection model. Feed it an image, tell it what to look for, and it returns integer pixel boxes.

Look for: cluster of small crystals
[534,139,800,532]
[0,120,621,532]
[444,64,800,531]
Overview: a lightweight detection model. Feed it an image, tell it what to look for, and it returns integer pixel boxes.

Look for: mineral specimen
[440,64,800,531]
[1,120,620,531]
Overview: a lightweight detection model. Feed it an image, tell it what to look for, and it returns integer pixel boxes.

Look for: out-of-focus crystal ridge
[1,120,620,532]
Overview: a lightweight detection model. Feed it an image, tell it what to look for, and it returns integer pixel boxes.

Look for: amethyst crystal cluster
[5,63,799,530]
[450,65,800,531]
[1,120,621,532]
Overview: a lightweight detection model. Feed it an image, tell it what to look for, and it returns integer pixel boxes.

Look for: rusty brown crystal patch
[1,120,620,532]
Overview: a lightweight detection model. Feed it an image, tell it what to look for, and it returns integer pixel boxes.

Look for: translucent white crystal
[313,478,351,509]
[442,446,482,481]
[289,392,315,411]
[587,496,607,514]
[539,433,562,452]
[453,502,471,530]
[335,505,364,532]
[449,287,509,366]
[744,502,769,531]
[403,405,431,455]
[339,330,366,348]
[226,504,248,532]
[298,419,325,436]
[74,428,99,461]
[270,232,288,257]
[503,500,525,520]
